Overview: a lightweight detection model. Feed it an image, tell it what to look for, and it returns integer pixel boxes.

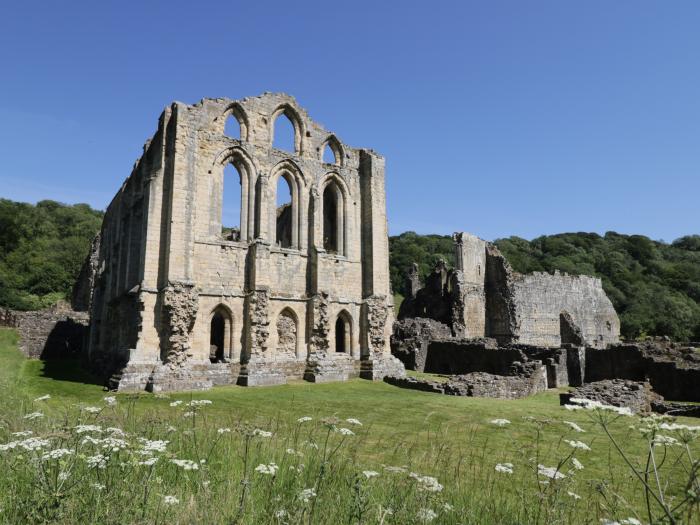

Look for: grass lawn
[0,328,698,524]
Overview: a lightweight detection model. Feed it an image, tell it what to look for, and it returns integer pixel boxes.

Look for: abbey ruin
[81,92,404,391]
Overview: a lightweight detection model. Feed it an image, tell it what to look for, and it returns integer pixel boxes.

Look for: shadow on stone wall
[39,358,105,387]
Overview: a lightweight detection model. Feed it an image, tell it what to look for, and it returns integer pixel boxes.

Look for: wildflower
[105,427,126,437]
[297,416,312,423]
[139,457,158,466]
[571,458,584,470]
[217,428,231,434]
[23,412,43,420]
[305,441,319,450]
[42,448,73,461]
[338,427,355,436]
[652,434,679,447]
[81,435,101,445]
[140,439,169,453]
[254,463,279,475]
[166,425,177,433]
[11,431,33,437]
[170,459,199,470]
[163,495,179,505]
[495,463,514,474]
[286,448,303,456]
[75,424,102,434]
[101,437,129,452]
[275,509,287,518]
[568,491,582,500]
[568,398,633,416]
[416,508,438,522]
[620,519,642,525]
[18,437,51,451]
[58,471,70,481]
[91,482,106,490]
[84,406,101,414]
[34,394,51,402]
[252,429,272,438]
[187,399,212,407]
[103,396,117,405]
[564,421,586,433]
[346,418,362,426]
[362,470,380,479]
[442,503,454,511]
[0,441,19,451]
[490,418,511,427]
[409,473,443,492]
[564,439,591,451]
[538,464,566,480]
[86,454,108,469]
[183,412,194,418]
[298,488,316,503]
[169,400,183,407]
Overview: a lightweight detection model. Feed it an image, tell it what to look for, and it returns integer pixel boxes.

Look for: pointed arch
[221,103,249,141]
[320,173,349,256]
[269,160,306,250]
[320,135,343,167]
[209,304,234,363]
[276,307,299,359]
[334,310,352,354]
[214,147,258,241]
[270,104,305,154]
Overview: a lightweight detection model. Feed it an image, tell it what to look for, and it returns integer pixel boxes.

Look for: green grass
[0,328,698,524]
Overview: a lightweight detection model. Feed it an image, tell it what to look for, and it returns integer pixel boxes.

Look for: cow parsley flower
[538,465,566,480]
[346,418,362,426]
[187,400,212,407]
[254,463,279,475]
[298,488,316,503]
[564,421,586,433]
[18,437,51,451]
[252,429,272,438]
[34,394,51,402]
[163,495,179,505]
[86,454,108,469]
[490,418,511,427]
[171,459,199,470]
[568,491,582,500]
[416,508,438,522]
[101,437,129,452]
[105,427,126,437]
[653,434,679,447]
[409,473,443,492]
[275,509,287,518]
[103,396,117,406]
[139,457,158,466]
[564,439,591,451]
[182,411,194,418]
[84,406,101,414]
[42,448,72,461]
[169,400,183,407]
[362,470,380,479]
[11,430,33,437]
[0,441,19,452]
[495,463,514,474]
[620,519,642,525]
[338,427,355,436]
[571,458,584,470]
[217,428,231,434]
[140,439,168,453]
[24,412,44,420]
[75,424,102,434]
[297,416,312,423]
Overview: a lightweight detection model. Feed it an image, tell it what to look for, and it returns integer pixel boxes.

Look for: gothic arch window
[271,105,303,154]
[222,103,248,141]
[222,163,242,240]
[322,177,346,255]
[276,308,298,359]
[335,311,352,354]
[276,175,293,248]
[217,148,257,242]
[321,135,343,166]
[210,305,233,363]
[270,162,304,250]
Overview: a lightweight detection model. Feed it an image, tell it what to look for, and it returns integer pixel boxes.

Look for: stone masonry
[83,92,404,391]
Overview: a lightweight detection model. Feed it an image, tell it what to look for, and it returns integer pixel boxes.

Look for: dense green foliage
[389,231,700,341]
[0,199,103,310]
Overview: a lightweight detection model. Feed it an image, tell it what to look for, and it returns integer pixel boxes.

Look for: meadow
[0,328,697,524]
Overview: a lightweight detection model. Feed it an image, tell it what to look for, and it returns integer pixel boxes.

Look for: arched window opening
[276,175,293,248]
[222,164,242,241]
[273,113,296,152]
[335,312,351,353]
[323,181,343,254]
[322,143,336,164]
[276,309,298,359]
[224,115,241,139]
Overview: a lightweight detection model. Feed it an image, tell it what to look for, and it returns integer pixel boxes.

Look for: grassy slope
[1,328,698,523]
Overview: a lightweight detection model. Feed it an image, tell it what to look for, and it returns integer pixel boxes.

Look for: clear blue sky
[1,1,698,242]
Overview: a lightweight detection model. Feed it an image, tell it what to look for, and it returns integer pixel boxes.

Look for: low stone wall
[424,340,523,375]
[585,343,700,402]
[0,305,89,359]
[561,380,663,414]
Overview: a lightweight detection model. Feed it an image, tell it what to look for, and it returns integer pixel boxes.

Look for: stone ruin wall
[84,92,403,391]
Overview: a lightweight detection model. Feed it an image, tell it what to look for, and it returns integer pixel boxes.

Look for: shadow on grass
[39,359,105,387]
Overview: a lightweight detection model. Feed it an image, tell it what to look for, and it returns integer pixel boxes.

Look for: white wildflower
[101,437,129,452]
[58,471,70,481]
[571,457,584,470]
[490,418,511,427]
[169,400,183,407]
[254,463,279,475]
[409,473,443,492]
[564,439,591,451]
[568,491,582,500]
[564,421,586,433]
[0,441,19,451]
[166,425,177,433]
[252,429,272,438]
[83,406,101,414]
[362,470,380,479]
[105,427,126,437]
[103,396,117,406]
[538,464,566,480]
[170,459,199,470]
[140,439,168,453]
[42,448,72,461]
[23,412,44,420]
[11,431,33,437]
[18,437,51,451]
[297,416,312,423]
[182,411,194,418]
[139,457,158,466]
[495,463,514,474]
[75,424,102,434]
[187,399,212,407]
[416,508,438,522]
[275,509,287,518]
[86,454,108,469]
[34,394,51,402]
[620,519,642,525]
[217,428,231,434]
[338,427,355,436]
[81,435,101,445]
[91,482,106,490]
[298,488,316,503]
[163,495,179,505]
[346,418,362,426]
[443,502,454,511]
[653,434,679,447]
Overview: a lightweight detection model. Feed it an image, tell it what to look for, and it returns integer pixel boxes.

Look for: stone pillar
[453,232,487,338]
[304,292,351,382]
[360,295,406,380]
